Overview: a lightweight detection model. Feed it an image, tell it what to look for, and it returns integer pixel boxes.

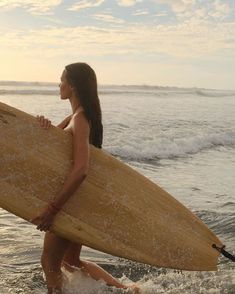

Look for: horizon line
[0,79,235,92]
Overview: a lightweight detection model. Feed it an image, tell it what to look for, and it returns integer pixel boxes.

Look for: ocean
[0,81,234,293]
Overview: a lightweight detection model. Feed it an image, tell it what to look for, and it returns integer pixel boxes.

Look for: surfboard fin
[212,244,235,262]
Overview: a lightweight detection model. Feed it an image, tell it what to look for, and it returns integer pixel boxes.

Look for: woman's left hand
[32,207,57,232]
[36,115,52,130]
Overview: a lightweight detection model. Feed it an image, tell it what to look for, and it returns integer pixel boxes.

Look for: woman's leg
[62,243,139,291]
[41,232,70,293]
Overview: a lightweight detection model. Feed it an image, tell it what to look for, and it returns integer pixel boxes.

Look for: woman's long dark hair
[65,62,103,148]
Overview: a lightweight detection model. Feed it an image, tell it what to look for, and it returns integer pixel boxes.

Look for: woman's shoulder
[73,107,89,124]
[72,108,90,133]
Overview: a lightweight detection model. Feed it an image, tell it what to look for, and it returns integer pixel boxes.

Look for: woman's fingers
[43,119,51,129]
[33,214,53,231]
[36,115,51,129]
[36,219,52,232]
[37,223,49,231]
[32,208,55,231]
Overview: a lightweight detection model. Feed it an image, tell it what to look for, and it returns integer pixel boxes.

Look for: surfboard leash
[212,244,235,262]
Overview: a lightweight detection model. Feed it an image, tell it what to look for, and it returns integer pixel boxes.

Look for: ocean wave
[0,81,234,97]
[0,81,57,87]
[63,262,235,293]
[0,89,58,96]
[107,131,235,162]
[0,87,174,97]
[195,89,235,97]
[196,210,235,243]
[1,259,234,293]
[100,88,235,97]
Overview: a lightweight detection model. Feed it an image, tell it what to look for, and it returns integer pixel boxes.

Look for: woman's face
[59,70,73,100]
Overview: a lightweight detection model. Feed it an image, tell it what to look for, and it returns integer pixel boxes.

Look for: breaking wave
[0,81,234,98]
[107,131,235,162]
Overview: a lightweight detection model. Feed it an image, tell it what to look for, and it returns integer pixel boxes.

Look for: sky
[0,0,235,89]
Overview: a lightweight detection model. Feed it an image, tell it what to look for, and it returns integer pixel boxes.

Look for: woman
[32,63,139,293]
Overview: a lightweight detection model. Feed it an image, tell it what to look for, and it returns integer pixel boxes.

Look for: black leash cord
[212,244,235,262]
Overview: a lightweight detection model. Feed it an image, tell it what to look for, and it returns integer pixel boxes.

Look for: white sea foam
[60,266,235,294]
[108,131,235,161]
[0,81,235,97]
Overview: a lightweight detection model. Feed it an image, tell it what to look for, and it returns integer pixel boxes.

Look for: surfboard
[0,101,223,271]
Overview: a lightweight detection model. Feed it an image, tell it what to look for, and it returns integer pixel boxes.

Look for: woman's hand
[36,115,51,129]
[32,205,58,232]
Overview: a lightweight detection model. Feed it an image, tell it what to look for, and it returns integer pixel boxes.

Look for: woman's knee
[63,242,82,264]
[41,233,70,271]
[41,250,63,272]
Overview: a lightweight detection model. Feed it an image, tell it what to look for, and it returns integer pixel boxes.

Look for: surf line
[212,244,235,262]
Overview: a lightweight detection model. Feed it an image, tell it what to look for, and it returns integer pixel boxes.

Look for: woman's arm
[52,112,90,209]
[33,112,90,231]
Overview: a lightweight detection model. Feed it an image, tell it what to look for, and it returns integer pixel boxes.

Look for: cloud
[1,19,234,60]
[155,12,168,17]
[155,0,231,20]
[209,0,231,19]
[132,9,149,16]
[68,0,105,11]
[93,13,125,24]
[116,0,142,7]
[157,0,195,13]
[0,0,62,15]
